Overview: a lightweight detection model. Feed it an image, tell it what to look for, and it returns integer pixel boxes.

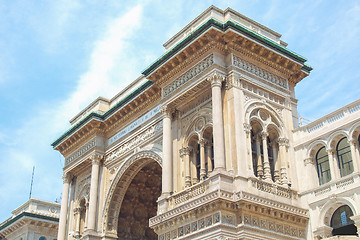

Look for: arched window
[316,147,331,185]
[331,205,356,236]
[337,137,354,177]
[39,237,47,240]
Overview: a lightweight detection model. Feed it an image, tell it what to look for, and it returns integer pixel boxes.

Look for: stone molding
[105,121,162,163]
[232,54,288,89]
[107,105,161,146]
[162,54,214,98]
[65,138,96,166]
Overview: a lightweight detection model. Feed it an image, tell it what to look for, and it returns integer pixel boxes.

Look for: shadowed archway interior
[117,161,162,240]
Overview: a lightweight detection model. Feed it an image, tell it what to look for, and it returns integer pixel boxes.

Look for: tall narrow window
[337,137,354,177]
[251,131,257,176]
[316,147,331,185]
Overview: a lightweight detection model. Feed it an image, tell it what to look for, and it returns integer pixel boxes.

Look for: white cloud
[0,4,144,221]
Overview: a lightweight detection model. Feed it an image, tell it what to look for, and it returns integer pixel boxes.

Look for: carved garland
[102,150,162,234]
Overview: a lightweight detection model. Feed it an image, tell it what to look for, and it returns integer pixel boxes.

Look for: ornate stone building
[52,6,360,240]
[0,198,60,240]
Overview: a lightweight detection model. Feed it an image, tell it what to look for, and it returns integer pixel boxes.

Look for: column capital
[243,123,251,135]
[160,104,174,119]
[260,131,268,140]
[62,172,72,184]
[198,138,209,147]
[179,147,191,157]
[277,137,289,147]
[90,153,103,165]
[349,138,359,146]
[304,157,314,166]
[326,148,335,155]
[207,71,226,88]
[225,74,241,89]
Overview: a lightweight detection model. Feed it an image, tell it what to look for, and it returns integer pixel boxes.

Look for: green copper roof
[142,18,310,76]
[51,80,153,147]
[0,212,59,232]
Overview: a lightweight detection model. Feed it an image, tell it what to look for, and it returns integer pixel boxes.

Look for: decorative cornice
[232,54,288,89]
[162,54,214,98]
[142,18,309,77]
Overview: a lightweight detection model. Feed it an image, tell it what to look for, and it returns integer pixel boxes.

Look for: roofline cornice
[142,18,310,77]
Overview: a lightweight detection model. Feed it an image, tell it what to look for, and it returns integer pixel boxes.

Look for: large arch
[102,150,162,237]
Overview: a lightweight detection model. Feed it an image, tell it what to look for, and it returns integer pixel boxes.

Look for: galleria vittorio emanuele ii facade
[51,6,360,240]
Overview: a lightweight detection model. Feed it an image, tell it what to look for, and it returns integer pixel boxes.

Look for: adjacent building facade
[52,6,360,240]
[0,198,60,240]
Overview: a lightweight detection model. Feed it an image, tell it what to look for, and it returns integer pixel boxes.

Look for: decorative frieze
[233,55,288,89]
[243,82,285,106]
[107,105,161,146]
[241,214,305,239]
[65,138,96,165]
[162,54,214,98]
[106,121,162,162]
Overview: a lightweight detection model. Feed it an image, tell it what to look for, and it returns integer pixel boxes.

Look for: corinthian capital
[160,104,174,119]
[207,71,226,88]
[277,137,289,147]
[62,172,72,184]
[179,147,191,157]
[90,153,103,165]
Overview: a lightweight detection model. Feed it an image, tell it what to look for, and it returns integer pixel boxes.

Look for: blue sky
[0,0,359,222]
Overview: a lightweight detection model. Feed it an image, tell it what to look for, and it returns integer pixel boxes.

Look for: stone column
[208,72,226,170]
[243,123,253,176]
[327,148,338,180]
[349,139,359,172]
[73,201,81,237]
[255,134,263,177]
[84,197,89,230]
[278,138,289,185]
[57,173,72,240]
[87,154,102,231]
[206,143,213,174]
[191,148,198,184]
[199,139,207,180]
[261,132,272,181]
[272,141,280,184]
[160,105,173,196]
[180,147,191,188]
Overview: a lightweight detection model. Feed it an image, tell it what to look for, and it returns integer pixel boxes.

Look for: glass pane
[316,147,331,185]
[331,205,354,229]
[337,138,353,177]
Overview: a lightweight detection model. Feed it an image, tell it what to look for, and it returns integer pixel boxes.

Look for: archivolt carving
[183,108,212,141]
[102,150,162,234]
[245,100,285,135]
[318,196,358,228]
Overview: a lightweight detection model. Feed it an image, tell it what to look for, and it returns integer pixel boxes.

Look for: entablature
[52,83,161,160]
[143,17,311,89]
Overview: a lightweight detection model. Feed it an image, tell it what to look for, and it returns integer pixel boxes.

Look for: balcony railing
[168,180,210,209]
[295,99,360,133]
